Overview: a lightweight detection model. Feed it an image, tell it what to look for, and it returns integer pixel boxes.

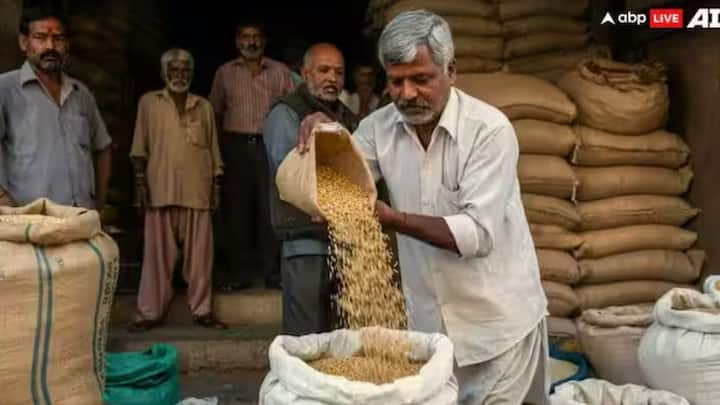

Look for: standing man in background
[130,48,225,331]
[339,64,380,119]
[264,43,357,335]
[210,21,294,290]
[0,7,112,210]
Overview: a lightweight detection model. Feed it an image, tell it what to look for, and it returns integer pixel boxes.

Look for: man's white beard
[167,81,190,93]
[399,109,437,125]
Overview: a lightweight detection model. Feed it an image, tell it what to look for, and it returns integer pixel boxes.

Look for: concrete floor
[179,370,266,405]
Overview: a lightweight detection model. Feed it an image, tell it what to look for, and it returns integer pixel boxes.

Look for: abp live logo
[649,9,683,28]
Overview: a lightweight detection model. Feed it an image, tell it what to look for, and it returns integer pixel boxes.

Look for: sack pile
[557,59,702,312]
[455,73,582,318]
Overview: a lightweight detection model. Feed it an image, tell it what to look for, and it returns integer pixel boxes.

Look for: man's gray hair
[160,48,194,76]
[378,10,454,73]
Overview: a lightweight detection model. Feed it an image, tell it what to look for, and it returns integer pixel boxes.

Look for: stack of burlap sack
[497,0,607,82]
[365,0,504,73]
[364,0,609,81]
[455,72,583,323]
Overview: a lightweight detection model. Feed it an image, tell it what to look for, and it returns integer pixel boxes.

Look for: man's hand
[211,177,222,212]
[297,111,332,154]
[375,201,404,227]
[133,175,150,214]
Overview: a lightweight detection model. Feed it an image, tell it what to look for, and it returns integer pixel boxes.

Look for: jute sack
[0,199,119,405]
[513,119,576,157]
[639,289,720,405]
[502,16,589,38]
[532,68,575,84]
[538,249,580,285]
[276,123,377,218]
[518,155,577,199]
[530,224,582,251]
[504,32,591,59]
[385,0,497,21]
[523,194,579,230]
[544,281,579,317]
[576,281,691,310]
[456,57,503,74]
[571,126,689,168]
[505,46,607,74]
[577,304,654,385]
[558,59,669,134]
[579,250,705,285]
[574,225,697,259]
[498,0,589,20]
[455,73,577,124]
[574,166,693,201]
[454,36,504,59]
[577,195,699,230]
[444,16,503,36]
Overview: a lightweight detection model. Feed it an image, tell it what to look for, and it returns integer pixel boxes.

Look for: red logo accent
[650,9,684,28]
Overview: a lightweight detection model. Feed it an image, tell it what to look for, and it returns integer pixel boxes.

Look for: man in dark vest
[263,43,358,335]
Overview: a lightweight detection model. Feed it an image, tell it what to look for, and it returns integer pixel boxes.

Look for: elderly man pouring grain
[297,10,549,405]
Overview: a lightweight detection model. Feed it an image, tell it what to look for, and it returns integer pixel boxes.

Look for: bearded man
[129,48,225,331]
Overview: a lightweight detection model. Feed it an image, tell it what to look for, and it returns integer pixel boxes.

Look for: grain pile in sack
[571,127,690,168]
[576,305,654,385]
[259,327,458,405]
[0,198,119,405]
[639,288,720,405]
[550,378,690,405]
[558,59,669,134]
[371,0,504,74]
[573,166,693,201]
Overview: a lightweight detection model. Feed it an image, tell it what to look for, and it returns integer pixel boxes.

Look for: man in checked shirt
[209,21,294,290]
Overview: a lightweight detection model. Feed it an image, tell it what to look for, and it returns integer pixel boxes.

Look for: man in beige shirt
[129,48,225,331]
[209,21,294,290]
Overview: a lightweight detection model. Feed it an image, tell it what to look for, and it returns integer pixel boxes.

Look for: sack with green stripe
[0,198,119,405]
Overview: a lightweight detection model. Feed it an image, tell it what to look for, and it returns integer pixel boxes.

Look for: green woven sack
[103,344,179,405]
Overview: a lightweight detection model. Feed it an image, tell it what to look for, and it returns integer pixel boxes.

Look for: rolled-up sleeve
[351,118,382,182]
[444,122,519,258]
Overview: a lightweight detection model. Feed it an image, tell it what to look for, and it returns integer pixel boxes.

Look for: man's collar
[159,87,200,110]
[20,61,79,104]
[395,87,459,140]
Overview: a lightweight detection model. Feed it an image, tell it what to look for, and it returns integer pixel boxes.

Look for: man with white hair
[129,48,225,331]
[298,11,549,404]
[264,43,358,335]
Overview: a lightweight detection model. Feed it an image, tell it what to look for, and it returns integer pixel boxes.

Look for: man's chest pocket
[185,122,208,148]
[64,114,92,150]
[435,185,461,216]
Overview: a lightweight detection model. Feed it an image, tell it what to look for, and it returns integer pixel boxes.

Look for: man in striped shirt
[209,21,294,290]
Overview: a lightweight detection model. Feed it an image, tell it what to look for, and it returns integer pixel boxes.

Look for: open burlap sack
[538,249,581,285]
[0,199,119,405]
[577,195,699,231]
[576,281,691,310]
[505,32,591,59]
[530,224,583,251]
[571,126,690,168]
[444,16,503,36]
[574,225,697,259]
[523,194,580,230]
[513,119,576,157]
[276,123,377,218]
[385,0,497,21]
[577,304,655,385]
[518,155,577,198]
[558,59,669,134]
[502,16,589,38]
[578,249,704,285]
[454,36,504,59]
[498,0,589,21]
[455,73,577,124]
[574,166,693,201]
[544,281,580,318]
[456,57,503,74]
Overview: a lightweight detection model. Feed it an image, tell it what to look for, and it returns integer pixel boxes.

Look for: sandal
[127,319,163,333]
[193,314,228,330]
